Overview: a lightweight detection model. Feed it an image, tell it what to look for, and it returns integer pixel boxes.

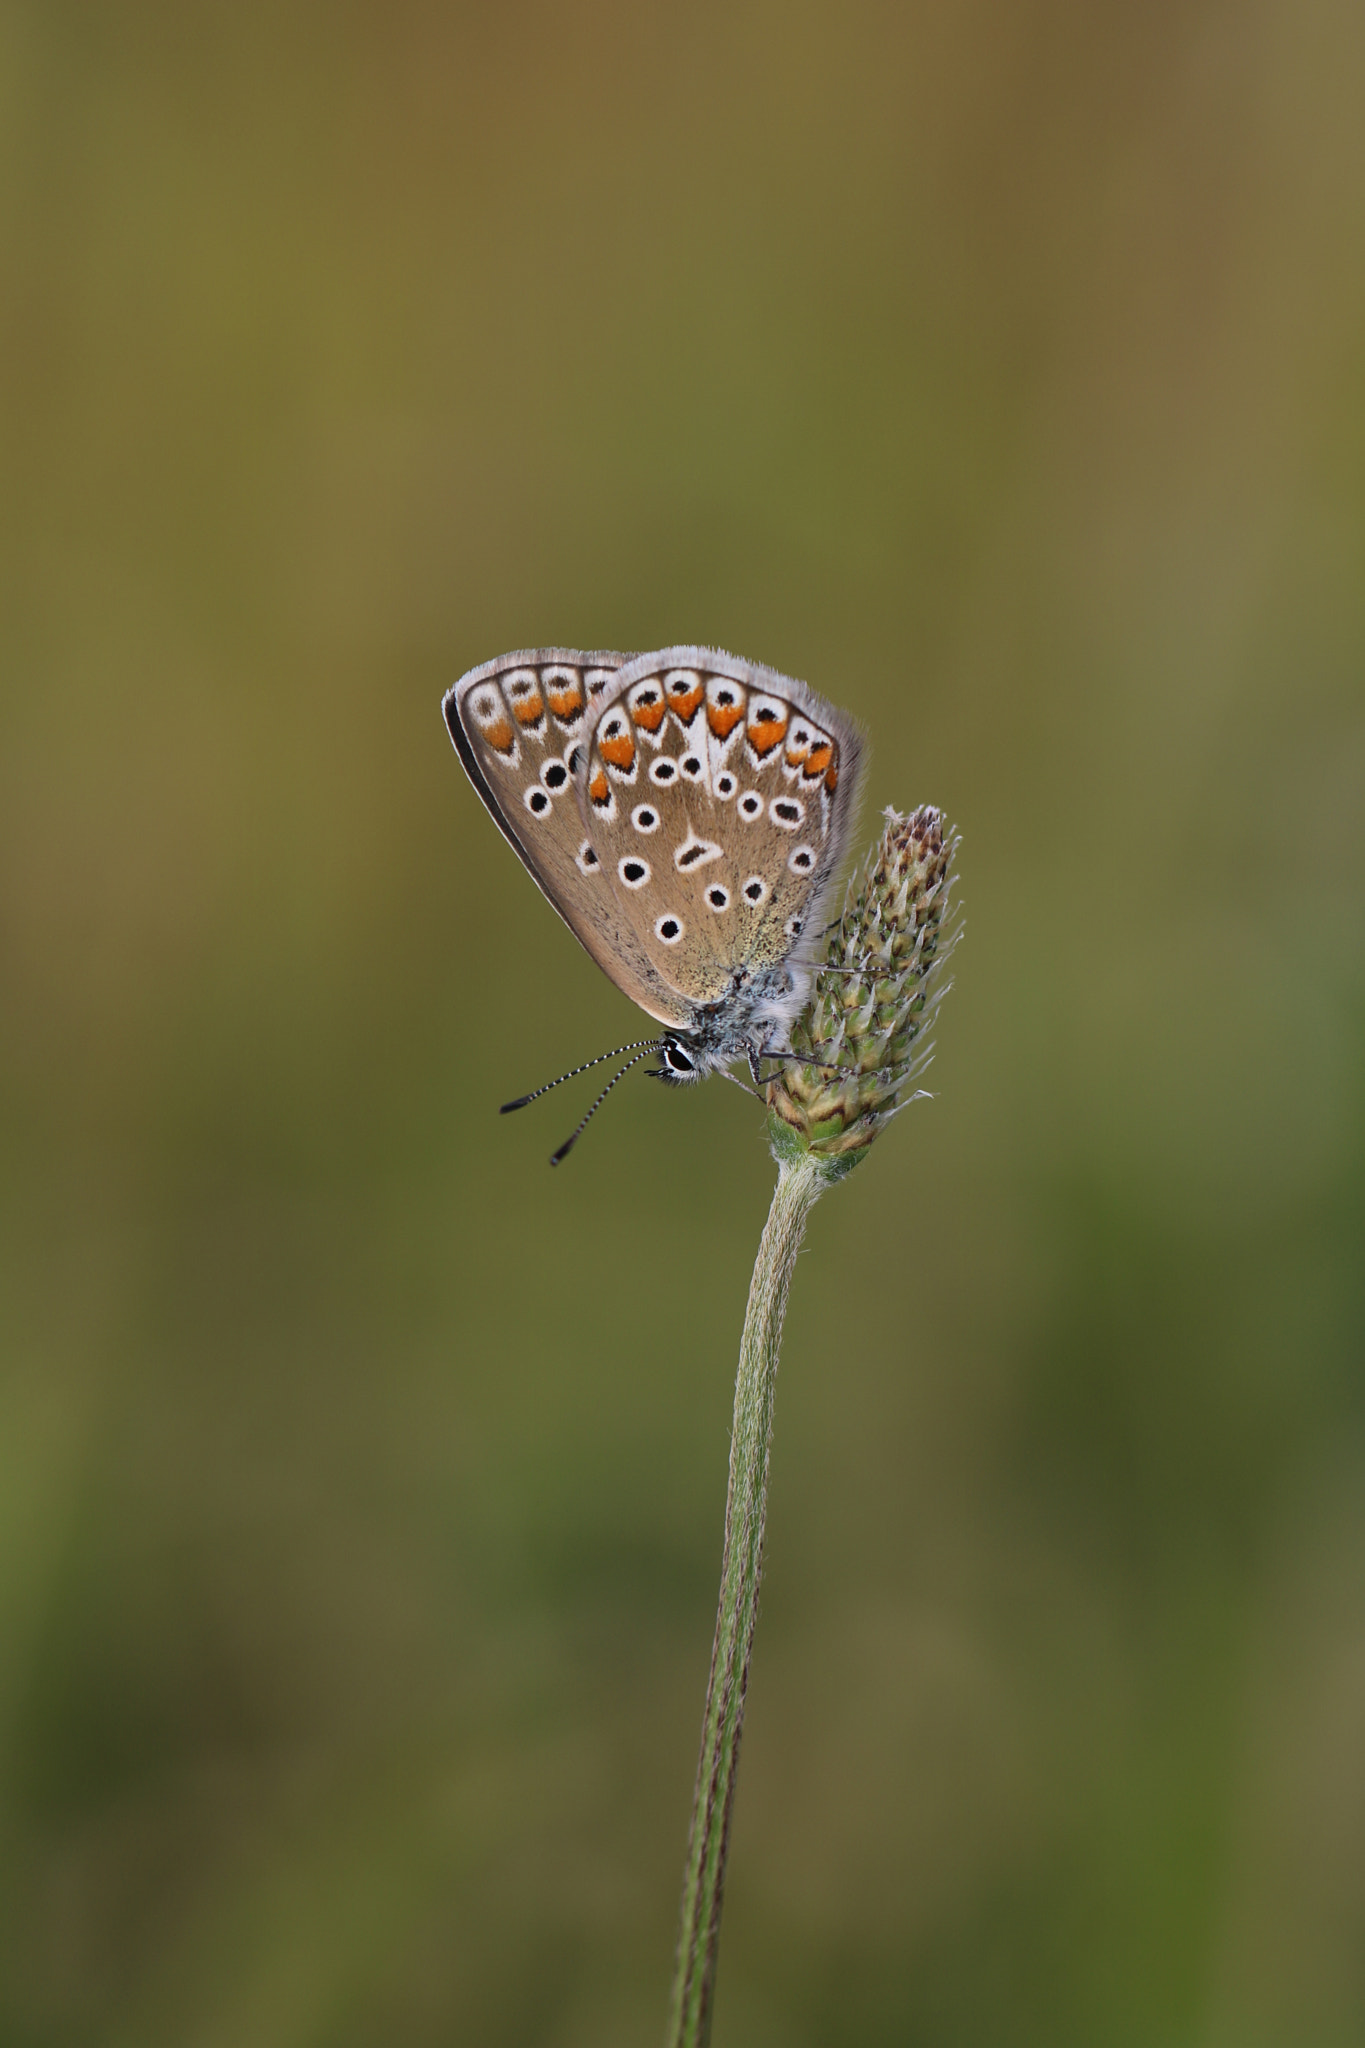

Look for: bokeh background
[3,4,1364,2044]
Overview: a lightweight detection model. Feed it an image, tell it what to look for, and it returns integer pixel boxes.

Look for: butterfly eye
[618,857,651,889]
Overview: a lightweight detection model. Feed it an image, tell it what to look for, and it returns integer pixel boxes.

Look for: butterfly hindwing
[443,652,691,1027]
[577,648,863,1006]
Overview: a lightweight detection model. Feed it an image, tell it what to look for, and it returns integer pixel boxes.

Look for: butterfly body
[444,645,864,1091]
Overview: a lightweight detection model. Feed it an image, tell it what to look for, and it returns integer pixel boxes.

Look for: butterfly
[443,647,864,1157]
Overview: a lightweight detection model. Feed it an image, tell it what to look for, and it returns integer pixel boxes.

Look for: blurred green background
[2,4,1363,2044]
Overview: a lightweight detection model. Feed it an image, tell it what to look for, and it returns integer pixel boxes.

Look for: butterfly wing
[577,647,864,1007]
[443,650,692,1027]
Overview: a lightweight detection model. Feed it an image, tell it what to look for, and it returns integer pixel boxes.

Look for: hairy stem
[667,1146,832,2048]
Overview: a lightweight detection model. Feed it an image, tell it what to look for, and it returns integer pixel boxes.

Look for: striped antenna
[500,1040,660,1114]
[550,1044,660,1166]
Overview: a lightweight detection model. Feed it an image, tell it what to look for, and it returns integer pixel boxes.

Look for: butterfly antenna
[549,1044,659,1166]
[500,1040,660,1114]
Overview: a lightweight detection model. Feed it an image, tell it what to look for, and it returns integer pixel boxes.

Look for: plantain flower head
[767,805,960,1167]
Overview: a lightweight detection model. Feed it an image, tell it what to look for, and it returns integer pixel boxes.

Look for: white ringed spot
[770,795,805,830]
[738,791,763,820]
[631,803,660,834]
[655,913,685,944]
[541,757,570,793]
[649,756,679,786]
[524,785,551,816]
[714,771,737,800]
[706,884,731,912]
[788,844,816,873]
[742,875,770,906]
[576,839,601,876]
[618,855,651,889]
[673,833,722,873]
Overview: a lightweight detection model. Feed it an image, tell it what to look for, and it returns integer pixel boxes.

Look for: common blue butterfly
[444,647,864,1154]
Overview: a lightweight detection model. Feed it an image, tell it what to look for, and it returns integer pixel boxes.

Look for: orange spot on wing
[484,719,515,754]
[511,691,545,726]
[546,678,584,720]
[589,768,611,805]
[748,715,788,756]
[825,756,839,792]
[707,700,745,738]
[599,732,636,770]
[667,681,705,722]
[803,742,833,779]
[631,698,666,732]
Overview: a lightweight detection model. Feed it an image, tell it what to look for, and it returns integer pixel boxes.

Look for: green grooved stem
[667,1148,832,2048]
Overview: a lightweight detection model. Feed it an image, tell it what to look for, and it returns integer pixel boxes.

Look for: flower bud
[767,805,959,1164]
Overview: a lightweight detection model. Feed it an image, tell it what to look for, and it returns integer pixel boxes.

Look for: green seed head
[767,805,960,1164]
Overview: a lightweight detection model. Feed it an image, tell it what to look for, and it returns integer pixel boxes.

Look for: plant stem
[667,1146,832,2048]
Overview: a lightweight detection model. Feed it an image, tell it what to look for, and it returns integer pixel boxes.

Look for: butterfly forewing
[578,648,862,1004]
[444,650,691,1026]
